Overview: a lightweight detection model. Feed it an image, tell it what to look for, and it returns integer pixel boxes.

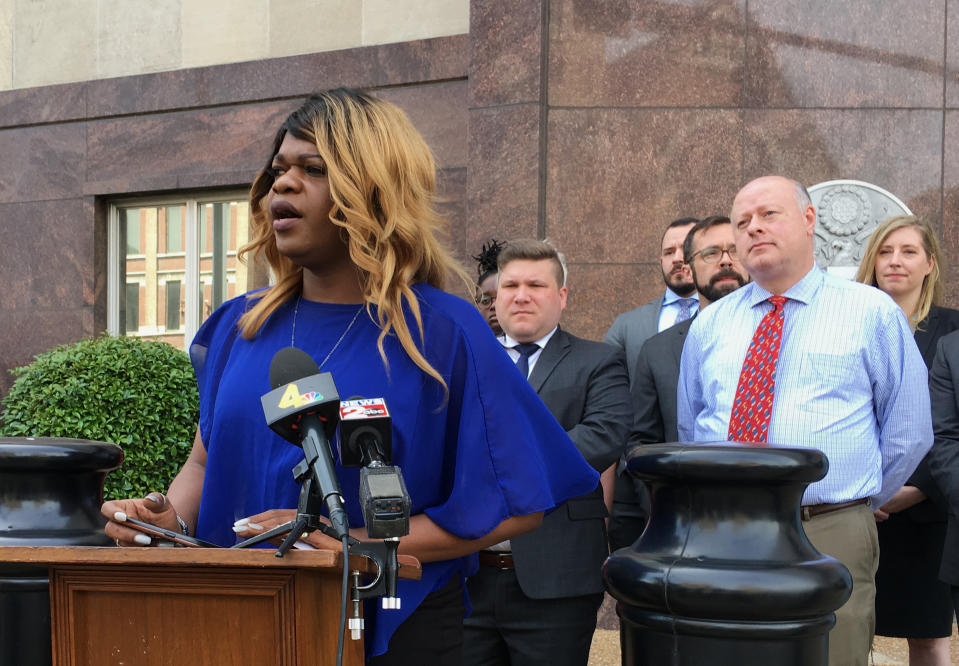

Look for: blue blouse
[189,283,599,658]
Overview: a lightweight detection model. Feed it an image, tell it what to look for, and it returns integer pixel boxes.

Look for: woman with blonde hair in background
[857,215,959,666]
[101,88,598,664]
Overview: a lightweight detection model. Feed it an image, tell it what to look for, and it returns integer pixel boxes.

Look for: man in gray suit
[463,239,631,666]
[631,216,749,450]
[605,216,698,551]
[605,216,699,380]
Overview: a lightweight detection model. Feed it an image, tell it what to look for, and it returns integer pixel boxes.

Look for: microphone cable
[336,533,349,666]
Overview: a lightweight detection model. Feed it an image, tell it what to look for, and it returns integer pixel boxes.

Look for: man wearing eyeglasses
[627,216,749,470]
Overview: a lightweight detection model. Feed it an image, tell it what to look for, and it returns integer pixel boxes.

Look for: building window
[108,192,254,349]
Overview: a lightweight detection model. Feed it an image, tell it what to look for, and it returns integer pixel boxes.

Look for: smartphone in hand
[121,516,220,548]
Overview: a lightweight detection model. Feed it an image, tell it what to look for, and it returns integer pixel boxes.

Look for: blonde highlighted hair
[238,88,470,390]
[855,215,943,328]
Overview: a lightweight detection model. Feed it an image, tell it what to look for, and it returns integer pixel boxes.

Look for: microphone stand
[231,444,409,629]
[231,457,354,554]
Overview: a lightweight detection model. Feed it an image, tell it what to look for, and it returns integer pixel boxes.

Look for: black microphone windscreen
[269,347,321,389]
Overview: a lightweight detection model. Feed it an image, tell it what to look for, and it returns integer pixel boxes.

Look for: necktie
[676,298,697,324]
[727,296,788,445]
[513,343,540,380]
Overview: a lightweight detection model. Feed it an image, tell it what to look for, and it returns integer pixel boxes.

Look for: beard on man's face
[663,266,695,297]
[693,267,747,303]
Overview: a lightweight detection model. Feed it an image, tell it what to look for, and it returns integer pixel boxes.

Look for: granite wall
[471,0,959,338]
[1,0,958,394]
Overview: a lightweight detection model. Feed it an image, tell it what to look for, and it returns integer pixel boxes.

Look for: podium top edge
[0,545,422,579]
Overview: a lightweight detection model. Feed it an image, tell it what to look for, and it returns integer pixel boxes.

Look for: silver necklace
[290,295,364,369]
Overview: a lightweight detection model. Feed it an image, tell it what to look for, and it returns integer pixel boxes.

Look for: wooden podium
[0,546,420,666]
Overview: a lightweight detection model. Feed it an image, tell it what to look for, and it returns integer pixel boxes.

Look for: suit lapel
[528,328,571,393]
[669,314,694,366]
[915,307,940,362]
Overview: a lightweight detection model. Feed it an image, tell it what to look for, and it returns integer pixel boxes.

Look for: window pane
[165,280,182,332]
[123,209,141,255]
[164,205,183,253]
[117,206,161,341]
[198,199,249,324]
[124,283,140,333]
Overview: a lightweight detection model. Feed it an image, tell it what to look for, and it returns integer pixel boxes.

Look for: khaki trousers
[803,502,879,666]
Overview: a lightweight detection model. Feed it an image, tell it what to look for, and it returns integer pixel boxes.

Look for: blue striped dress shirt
[677,267,932,507]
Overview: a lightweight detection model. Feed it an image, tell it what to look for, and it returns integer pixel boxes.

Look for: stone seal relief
[808,180,912,277]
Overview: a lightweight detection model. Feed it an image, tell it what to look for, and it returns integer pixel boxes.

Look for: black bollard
[0,438,122,666]
[603,444,852,666]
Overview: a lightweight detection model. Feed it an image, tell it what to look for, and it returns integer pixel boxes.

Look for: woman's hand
[101,492,181,547]
[232,509,355,550]
[232,508,296,544]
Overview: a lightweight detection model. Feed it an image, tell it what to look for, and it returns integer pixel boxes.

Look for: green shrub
[0,335,199,500]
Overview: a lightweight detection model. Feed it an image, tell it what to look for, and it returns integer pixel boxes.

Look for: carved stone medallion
[808,180,912,278]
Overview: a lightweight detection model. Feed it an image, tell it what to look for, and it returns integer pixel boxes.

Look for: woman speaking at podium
[101,88,598,664]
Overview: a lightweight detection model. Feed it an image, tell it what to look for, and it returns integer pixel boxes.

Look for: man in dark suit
[463,239,631,666]
[605,216,698,551]
[630,216,749,451]
[927,330,959,616]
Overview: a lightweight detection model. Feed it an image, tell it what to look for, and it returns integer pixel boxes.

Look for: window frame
[107,190,251,348]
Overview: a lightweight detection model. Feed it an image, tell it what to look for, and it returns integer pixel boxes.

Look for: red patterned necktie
[727,296,788,446]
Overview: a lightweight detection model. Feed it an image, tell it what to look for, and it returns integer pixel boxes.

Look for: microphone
[260,347,349,540]
[338,398,410,540]
[338,398,393,466]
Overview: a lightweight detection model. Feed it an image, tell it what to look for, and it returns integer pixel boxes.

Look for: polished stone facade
[0,0,957,393]
[471,0,958,338]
